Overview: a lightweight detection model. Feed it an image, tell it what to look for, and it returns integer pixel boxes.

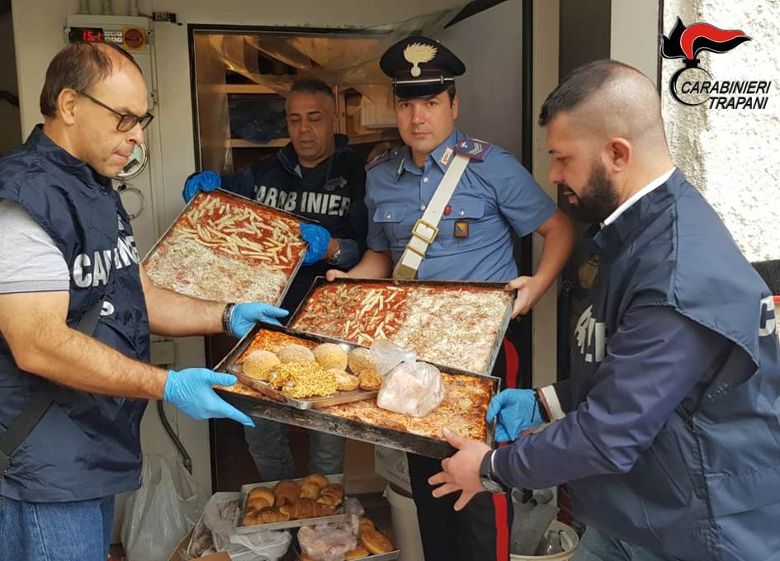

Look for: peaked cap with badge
[379,35,466,99]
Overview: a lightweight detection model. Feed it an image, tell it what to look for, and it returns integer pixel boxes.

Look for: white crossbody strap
[392,153,470,280]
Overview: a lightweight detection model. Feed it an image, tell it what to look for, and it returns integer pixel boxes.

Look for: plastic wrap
[372,339,445,417]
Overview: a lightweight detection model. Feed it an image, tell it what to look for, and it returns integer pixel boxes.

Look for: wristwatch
[479,450,509,494]
[327,242,343,265]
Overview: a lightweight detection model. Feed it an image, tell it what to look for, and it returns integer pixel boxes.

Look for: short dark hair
[445,83,456,103]
[538,59,634,126]
[40,42,143,117]
[288,78,335,101]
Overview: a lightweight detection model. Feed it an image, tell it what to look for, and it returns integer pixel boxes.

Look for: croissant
[302,473,329,490]
[316,483,343,507]
[274,481,301,506]
[254,508,291,524]
[299,481,321,500]
[248,486,275,506]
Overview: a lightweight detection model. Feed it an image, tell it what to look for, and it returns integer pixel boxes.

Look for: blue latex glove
[229,302,289,338]
[300,223,331,265]
[486,389,543,442]
[163,368,254,427]
[182,171,222,202]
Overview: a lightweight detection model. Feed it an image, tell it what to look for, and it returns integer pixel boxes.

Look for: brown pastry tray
[236,474,347,534]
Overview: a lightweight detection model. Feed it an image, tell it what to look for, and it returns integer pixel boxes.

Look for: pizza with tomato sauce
[290,282,512,374]
[144,191,306,303]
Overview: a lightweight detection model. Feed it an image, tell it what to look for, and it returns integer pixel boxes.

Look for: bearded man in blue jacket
[431,60,780,561]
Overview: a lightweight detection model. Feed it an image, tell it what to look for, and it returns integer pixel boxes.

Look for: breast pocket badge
[453,220,470,238]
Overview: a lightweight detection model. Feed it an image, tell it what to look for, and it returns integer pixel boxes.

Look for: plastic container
[384,484,425,561]
[510,520,578,561]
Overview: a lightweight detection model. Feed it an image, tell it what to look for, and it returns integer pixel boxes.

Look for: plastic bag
[121,455,202,561]
[298,520,358,561]
[224,531,292,561]
[372,339,445,418]
[191,492,291,561]
[370,338,416,377]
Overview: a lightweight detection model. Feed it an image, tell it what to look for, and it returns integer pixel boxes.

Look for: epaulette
[453,137,492,161]
[365,148,401,171]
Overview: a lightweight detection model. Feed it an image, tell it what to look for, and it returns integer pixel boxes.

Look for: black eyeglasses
[78,91,155,132]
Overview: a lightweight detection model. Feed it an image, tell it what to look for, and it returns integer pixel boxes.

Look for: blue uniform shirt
[366,129,556,282]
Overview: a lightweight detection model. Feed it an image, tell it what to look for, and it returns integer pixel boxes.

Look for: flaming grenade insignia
[403,42,437,78]
[661,18,751,105]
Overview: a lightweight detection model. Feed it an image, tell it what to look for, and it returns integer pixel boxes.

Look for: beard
[562,161,619,224]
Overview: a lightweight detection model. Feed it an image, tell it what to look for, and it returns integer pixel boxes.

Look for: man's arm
[0,291,167,399]
[326,249,392,281]
[139,266,224,337]
[506,209,575,317]
[492,305,734,489]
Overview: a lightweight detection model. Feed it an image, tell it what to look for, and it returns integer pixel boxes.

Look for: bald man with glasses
[0,42,286,561]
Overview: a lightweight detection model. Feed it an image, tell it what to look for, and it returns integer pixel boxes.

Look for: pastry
[331,369,360,392]
[316,483,343,507]
[274,480,301,506]
[358,370,382,391]
[299,481,321,500]
[360,527,394,554]
[302,473,329,490]
[345,545,370,559]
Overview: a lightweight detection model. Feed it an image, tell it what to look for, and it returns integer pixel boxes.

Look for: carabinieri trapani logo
[661,18,770,108]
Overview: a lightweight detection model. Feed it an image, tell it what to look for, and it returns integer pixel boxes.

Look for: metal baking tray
[216,325,379,409]
[288,277,514,376]
[216,355,499,459]
[236,474,348,534]
[142,189,314,306]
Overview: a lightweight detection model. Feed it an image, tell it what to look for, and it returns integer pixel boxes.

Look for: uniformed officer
[431,60,780,561]
[328,35,575,561]
[0,42,286,561]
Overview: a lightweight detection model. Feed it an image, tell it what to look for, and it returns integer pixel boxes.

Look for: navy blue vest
[567,170,780,561]
[0,126,150,502]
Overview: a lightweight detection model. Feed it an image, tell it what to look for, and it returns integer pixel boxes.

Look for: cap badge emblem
[403,43,437,77]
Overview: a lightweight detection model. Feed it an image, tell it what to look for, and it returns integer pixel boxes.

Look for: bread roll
[347,348,378,377]
[243,350,280,380]
[278,344,316,364]
[313,343,349,370]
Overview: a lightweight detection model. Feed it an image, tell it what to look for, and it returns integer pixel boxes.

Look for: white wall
[662,0,779,262]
